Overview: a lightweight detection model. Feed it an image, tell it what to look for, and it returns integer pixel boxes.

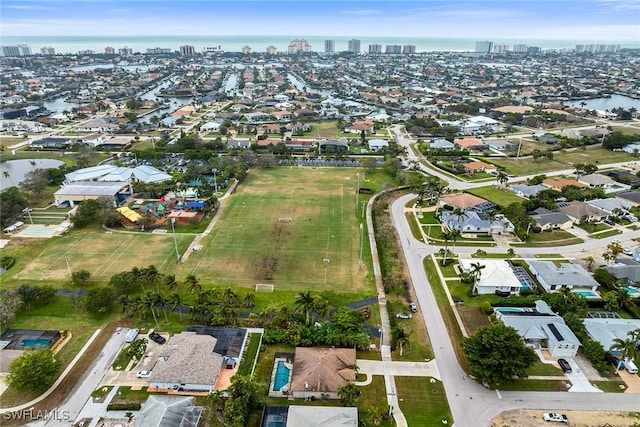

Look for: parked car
[543,413,568,423]
[149,331,166,344]
[409,303,418,313]
[396,312,412,319]
[149,332,166,345]
[557,358,572,373]
[623,248,633,256]
[136,370,152,378]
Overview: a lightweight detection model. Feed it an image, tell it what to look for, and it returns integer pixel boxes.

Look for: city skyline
[2,0,639,42]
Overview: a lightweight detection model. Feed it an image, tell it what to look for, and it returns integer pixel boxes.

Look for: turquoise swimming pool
[20,338,53,348]
[273,360,290,392]
[573,290,599,298]
[623,286,640,296]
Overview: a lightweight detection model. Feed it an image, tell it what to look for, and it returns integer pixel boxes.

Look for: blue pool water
[623,286,640,296]
[20,338,53,348]
[573,290,599,298]
[496,307,525,313]
[273,361,290,392]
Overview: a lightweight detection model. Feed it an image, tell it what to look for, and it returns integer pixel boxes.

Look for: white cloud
[3,4,51,10]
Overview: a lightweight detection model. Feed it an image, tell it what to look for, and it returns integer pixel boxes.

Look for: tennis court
[13,224,71,238]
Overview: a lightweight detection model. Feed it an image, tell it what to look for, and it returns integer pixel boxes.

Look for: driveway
[356,359,441,380]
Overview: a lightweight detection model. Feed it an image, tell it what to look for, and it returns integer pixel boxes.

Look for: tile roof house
[150,332,224,393]
[558,201,609,223]
[496,300,581,358]
[454,138,488,150]
[463,161,497,174]
[290,347,356,399]
[526,261,600,293]
[439,193,496,213]
[542,178,588,192]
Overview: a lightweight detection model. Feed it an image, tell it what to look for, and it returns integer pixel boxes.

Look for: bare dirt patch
[490,409,640,427]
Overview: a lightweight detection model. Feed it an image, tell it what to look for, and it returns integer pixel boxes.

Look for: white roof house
[496,300,581,358]
[459,259,522,295]
[286,406,358,427]
[582,318,640,356]
[527,261,600,292]
[367,139,389,152]
[64,165,171,184]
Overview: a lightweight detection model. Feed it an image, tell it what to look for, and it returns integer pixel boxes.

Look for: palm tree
[243,292,255,308]
[168,292,184,323]
[469,262,486,282]
[163,274,178,292]
[295,290,315,325]
[141,292,160,329]
[2,171,15,187]
[496,171,509,187]
[449,229,461,258]
[452,207,467,227]
[610,337,637,372]
[392,326,410,356]
[615,288,634,313]
[584,256,595,272]
[223,287,239,307]
[185,274,201,294]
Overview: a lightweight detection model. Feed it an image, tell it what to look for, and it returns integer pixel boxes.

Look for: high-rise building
[105,46,115,55]
[385,44,401,54]
[242,45,252,54]
[492,44,509,53]
[402,45,416,54]
[17,44,32,56]
[348,39,361,53]
[1,46,20,57]
[266,45,278,54]
[288,39,312,53]
[512,44,528,53]
[78,50,95,55]
[179,45,196,56]
[40,46,55,55]
[368,44,382,54]
[474,41,493,53]
[146,47,172,54]
[203,46,223,53]
[324,40,335,53]
[119,46,133,56]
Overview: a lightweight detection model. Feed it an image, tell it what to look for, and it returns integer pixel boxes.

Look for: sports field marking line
[95,234,138,276]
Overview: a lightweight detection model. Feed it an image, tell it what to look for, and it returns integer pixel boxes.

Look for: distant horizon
[2,0,639,41]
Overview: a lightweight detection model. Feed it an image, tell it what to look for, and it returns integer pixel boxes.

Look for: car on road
[396,312,412,319]
[409,303,418,313]
[543,413,568,423]
[136,370,152,378]
[149,331,166,345]
[557,358,572,373]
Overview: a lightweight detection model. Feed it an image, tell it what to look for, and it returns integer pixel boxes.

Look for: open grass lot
[395,377,453,426]
[481,147,634,176]
[4,228,193,284]
[181,167,371,292]
[466,186,524,208]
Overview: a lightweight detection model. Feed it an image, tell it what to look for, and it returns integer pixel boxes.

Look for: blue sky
[2,0,639,40]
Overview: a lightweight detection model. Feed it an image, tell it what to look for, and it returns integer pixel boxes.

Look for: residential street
[390,194,640,427]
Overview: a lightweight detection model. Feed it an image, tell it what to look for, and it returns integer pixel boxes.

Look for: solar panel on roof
[547,323,564,341]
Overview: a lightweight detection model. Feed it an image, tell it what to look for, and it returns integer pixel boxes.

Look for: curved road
[391,193,640,427]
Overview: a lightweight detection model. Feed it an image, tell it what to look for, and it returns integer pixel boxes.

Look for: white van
[125,328,139,343]
[622,358,638,374]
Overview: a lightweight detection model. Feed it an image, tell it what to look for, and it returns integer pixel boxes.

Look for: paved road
[28,328,127,427]
[390,194,640,427]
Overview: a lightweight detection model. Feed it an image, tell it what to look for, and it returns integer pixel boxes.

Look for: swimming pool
[496,307,527,313]
[273,360,291,392]
[623,286,640,296]
[573,290,599,298]
[20,338,53,348]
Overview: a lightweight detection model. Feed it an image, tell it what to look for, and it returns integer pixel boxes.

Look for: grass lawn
[575,222,611,233]
[526,360,562,376]
[591,229,623,239]
[466,186,524,208]
[358,375,394,427]
[395,377,452,426]
[481,147,634,176]
[238,333,262,377]
[496,379,569,391]
[592,380,627,393]
[179,167,380,292]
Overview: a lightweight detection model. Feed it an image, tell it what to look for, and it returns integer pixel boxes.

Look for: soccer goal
[255,283,275,293]
[278,217,293,223]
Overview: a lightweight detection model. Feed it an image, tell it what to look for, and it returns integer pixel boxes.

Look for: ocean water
[3,35,637,54]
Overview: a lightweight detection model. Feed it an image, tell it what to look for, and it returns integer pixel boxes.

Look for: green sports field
[5,167,369,293]
[181,167,367,292]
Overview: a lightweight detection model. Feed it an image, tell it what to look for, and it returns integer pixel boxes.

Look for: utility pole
[171,218,180,263]
[359,223,364,270]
